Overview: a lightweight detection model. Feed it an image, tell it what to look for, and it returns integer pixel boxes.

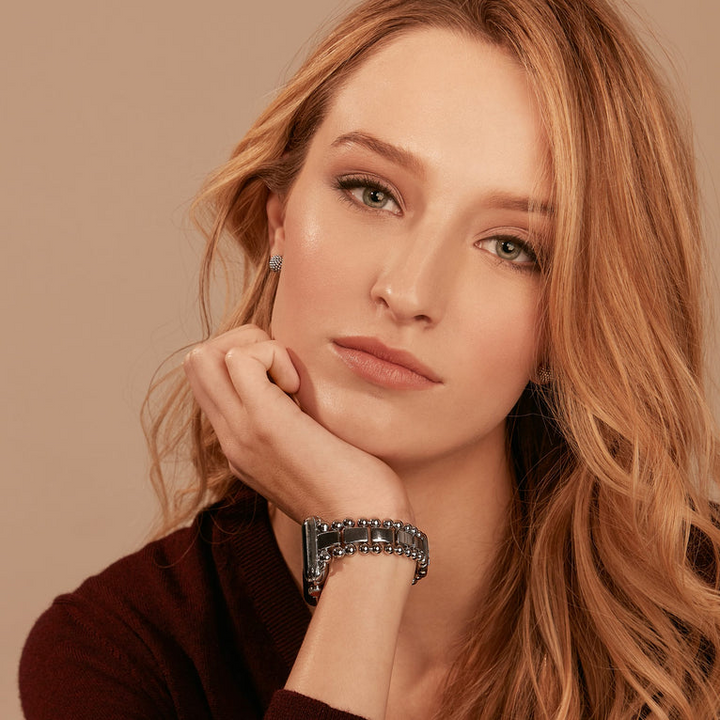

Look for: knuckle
[242,324,271,345]
[224,347,246,367]
[231,323,261,341]
[182,345,205,371]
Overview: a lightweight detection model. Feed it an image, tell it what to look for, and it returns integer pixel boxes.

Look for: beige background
[2,1,718,718]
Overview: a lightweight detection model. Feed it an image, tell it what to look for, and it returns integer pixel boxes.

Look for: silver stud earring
[269,254,283,273]
[536,365,553,384]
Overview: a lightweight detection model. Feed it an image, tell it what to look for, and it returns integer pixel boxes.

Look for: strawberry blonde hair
[143,0,720,716]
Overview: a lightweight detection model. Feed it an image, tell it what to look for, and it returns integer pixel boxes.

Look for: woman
[20,0,720,718]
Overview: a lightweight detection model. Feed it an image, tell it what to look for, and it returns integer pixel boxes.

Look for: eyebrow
[330,130,553,216]
[330,131,425,177]
[481,191,554,217]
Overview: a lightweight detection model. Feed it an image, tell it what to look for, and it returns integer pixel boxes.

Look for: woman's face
[268,29,551,470]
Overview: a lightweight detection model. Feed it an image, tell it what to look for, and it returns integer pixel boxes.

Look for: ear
[266,191,286,256]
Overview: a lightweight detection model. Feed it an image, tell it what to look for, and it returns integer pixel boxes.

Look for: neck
[392,426,513,666]
[270,422,513,672]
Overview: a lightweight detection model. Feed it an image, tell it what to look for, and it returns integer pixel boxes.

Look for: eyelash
[334,174,402,214]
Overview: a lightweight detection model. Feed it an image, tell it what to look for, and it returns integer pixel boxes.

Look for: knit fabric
[19,485,366,720]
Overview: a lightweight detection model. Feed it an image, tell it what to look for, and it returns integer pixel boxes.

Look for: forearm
[285,552,415,720]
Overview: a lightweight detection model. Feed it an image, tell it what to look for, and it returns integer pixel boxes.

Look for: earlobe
[266,192,286,255]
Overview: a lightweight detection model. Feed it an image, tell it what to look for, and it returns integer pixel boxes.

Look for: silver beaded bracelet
[301,516,430,605]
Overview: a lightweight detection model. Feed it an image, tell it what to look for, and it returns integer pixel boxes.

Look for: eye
[336,175,402,215]
[359,187,391,209]
[476,234,539,270]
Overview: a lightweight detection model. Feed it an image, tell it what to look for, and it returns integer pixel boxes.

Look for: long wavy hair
[142,0,720,717]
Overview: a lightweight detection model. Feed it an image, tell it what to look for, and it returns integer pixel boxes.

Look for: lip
[332,336,442,390]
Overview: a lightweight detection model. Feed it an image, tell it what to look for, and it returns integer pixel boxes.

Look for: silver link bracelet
[301,516,430,605]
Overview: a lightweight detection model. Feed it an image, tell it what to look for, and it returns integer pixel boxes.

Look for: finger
[183,344,264,479]
[183,342,245,422]
[182,324,270,409]
[225,341,301,400]
[204,324,270,353]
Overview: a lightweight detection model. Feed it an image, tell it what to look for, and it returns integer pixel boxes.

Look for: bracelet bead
[301,515,430,605]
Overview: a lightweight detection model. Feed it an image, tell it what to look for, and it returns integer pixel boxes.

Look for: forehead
[311,28,548,197]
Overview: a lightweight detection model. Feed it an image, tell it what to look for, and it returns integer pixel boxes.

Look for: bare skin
[184,28,550,720]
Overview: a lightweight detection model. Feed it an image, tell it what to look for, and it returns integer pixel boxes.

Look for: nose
[370,225,456,326]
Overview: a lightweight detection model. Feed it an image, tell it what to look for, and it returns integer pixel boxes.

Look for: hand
[182,325,413,524]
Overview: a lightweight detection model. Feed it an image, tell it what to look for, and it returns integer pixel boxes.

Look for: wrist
[324,466,414,525]
[286,548,412,720]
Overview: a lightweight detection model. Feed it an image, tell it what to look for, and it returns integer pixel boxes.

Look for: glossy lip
[332,336,443,389]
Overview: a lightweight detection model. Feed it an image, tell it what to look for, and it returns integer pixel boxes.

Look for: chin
[311,401,457,472]
[297,387,411,457]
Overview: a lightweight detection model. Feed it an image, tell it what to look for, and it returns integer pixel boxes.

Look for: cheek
[269,210,353,342]
[466,271,541,356]
[485,306,540,369]
[454,281,542,402]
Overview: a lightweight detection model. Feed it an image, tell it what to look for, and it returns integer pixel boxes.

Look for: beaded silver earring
[535,365,553,384]
[269,254,283,273]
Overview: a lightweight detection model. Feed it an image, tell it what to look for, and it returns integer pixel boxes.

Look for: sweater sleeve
[266,690,368,720]
[19,599,176,720]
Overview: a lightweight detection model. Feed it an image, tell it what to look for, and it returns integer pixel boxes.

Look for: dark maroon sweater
[19,485,366,719]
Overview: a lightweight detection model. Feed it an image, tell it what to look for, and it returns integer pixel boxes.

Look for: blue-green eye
[361,187,391,209]
[496,238,525,261]
[476,234,538,270]
[336,175,402,215]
